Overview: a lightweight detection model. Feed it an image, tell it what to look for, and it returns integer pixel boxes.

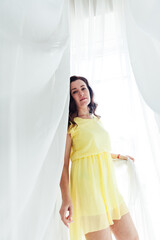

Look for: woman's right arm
[59,133,73,228]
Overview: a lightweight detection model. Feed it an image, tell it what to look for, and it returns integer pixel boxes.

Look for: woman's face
[70,80,91,109]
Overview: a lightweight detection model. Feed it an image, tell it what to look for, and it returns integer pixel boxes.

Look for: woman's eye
[72,88,86,94]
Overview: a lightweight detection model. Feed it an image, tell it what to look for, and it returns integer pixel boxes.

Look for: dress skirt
[69,151,129,240]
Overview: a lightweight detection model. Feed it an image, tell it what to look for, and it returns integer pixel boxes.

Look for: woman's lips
[80,98,87,101]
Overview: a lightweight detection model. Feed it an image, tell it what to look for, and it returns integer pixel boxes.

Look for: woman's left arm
[111,153,135,162]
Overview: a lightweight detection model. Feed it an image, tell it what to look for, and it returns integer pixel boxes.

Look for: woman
[59,76,139,240]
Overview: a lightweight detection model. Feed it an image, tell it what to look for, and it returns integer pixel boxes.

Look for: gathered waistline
[71,150,111,163]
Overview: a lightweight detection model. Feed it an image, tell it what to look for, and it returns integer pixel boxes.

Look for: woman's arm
[59,134,73,228]
[59,134,72,201]
[60,165,70,201]
[111,153,135,162]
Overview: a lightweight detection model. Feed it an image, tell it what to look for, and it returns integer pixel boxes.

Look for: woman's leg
[85,226,113,240]
[110,212,139,240]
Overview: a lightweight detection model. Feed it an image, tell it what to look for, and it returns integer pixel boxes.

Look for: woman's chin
[80,101,89,106]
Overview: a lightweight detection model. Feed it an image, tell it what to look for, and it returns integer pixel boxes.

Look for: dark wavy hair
[68,75,101,128]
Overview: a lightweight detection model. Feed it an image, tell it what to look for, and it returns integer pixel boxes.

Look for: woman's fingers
[59,205,74,229]
[68,204,73,221]
[59,208,68,228]
[61,209,69,228]
[126,155,135,162]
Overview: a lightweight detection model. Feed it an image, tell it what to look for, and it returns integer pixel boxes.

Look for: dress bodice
[67,115,112,162]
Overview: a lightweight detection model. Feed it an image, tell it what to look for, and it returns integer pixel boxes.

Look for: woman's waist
[70,149,111,163]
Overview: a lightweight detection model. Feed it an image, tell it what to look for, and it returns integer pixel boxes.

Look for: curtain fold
[123,0,160,129]
[0,1,70,239]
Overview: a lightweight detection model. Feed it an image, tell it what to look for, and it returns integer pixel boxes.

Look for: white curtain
[1,1,160,240]
[70,0,160,239]
[0,1,70,240]
[124,0,160,125]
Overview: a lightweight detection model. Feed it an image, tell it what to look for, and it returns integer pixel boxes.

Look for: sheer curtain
[124,0,160,124]
[70,0,160,239]
[0,1,70,240]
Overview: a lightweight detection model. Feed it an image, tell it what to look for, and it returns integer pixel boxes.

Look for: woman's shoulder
[67,118,78,136]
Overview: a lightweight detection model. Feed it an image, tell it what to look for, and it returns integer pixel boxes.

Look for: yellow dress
[67,115,129,240]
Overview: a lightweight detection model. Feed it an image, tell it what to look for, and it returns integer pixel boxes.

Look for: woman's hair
[68,75,101,128]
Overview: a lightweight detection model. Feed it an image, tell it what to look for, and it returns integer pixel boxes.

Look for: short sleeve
[67,122,75,136]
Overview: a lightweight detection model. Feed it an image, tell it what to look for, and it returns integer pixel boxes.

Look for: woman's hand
[122,154,135,162]
[111,153,135,162]
[59,198,74,228]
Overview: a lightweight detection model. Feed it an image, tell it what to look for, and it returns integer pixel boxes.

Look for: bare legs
[110,212,139,240]
[85,227,113,240]
[85,212,139,240]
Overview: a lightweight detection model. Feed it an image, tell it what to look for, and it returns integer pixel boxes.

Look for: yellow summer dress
[67,115,129,240]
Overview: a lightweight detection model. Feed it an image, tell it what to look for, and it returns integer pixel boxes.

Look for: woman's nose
[79,91,84,96]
